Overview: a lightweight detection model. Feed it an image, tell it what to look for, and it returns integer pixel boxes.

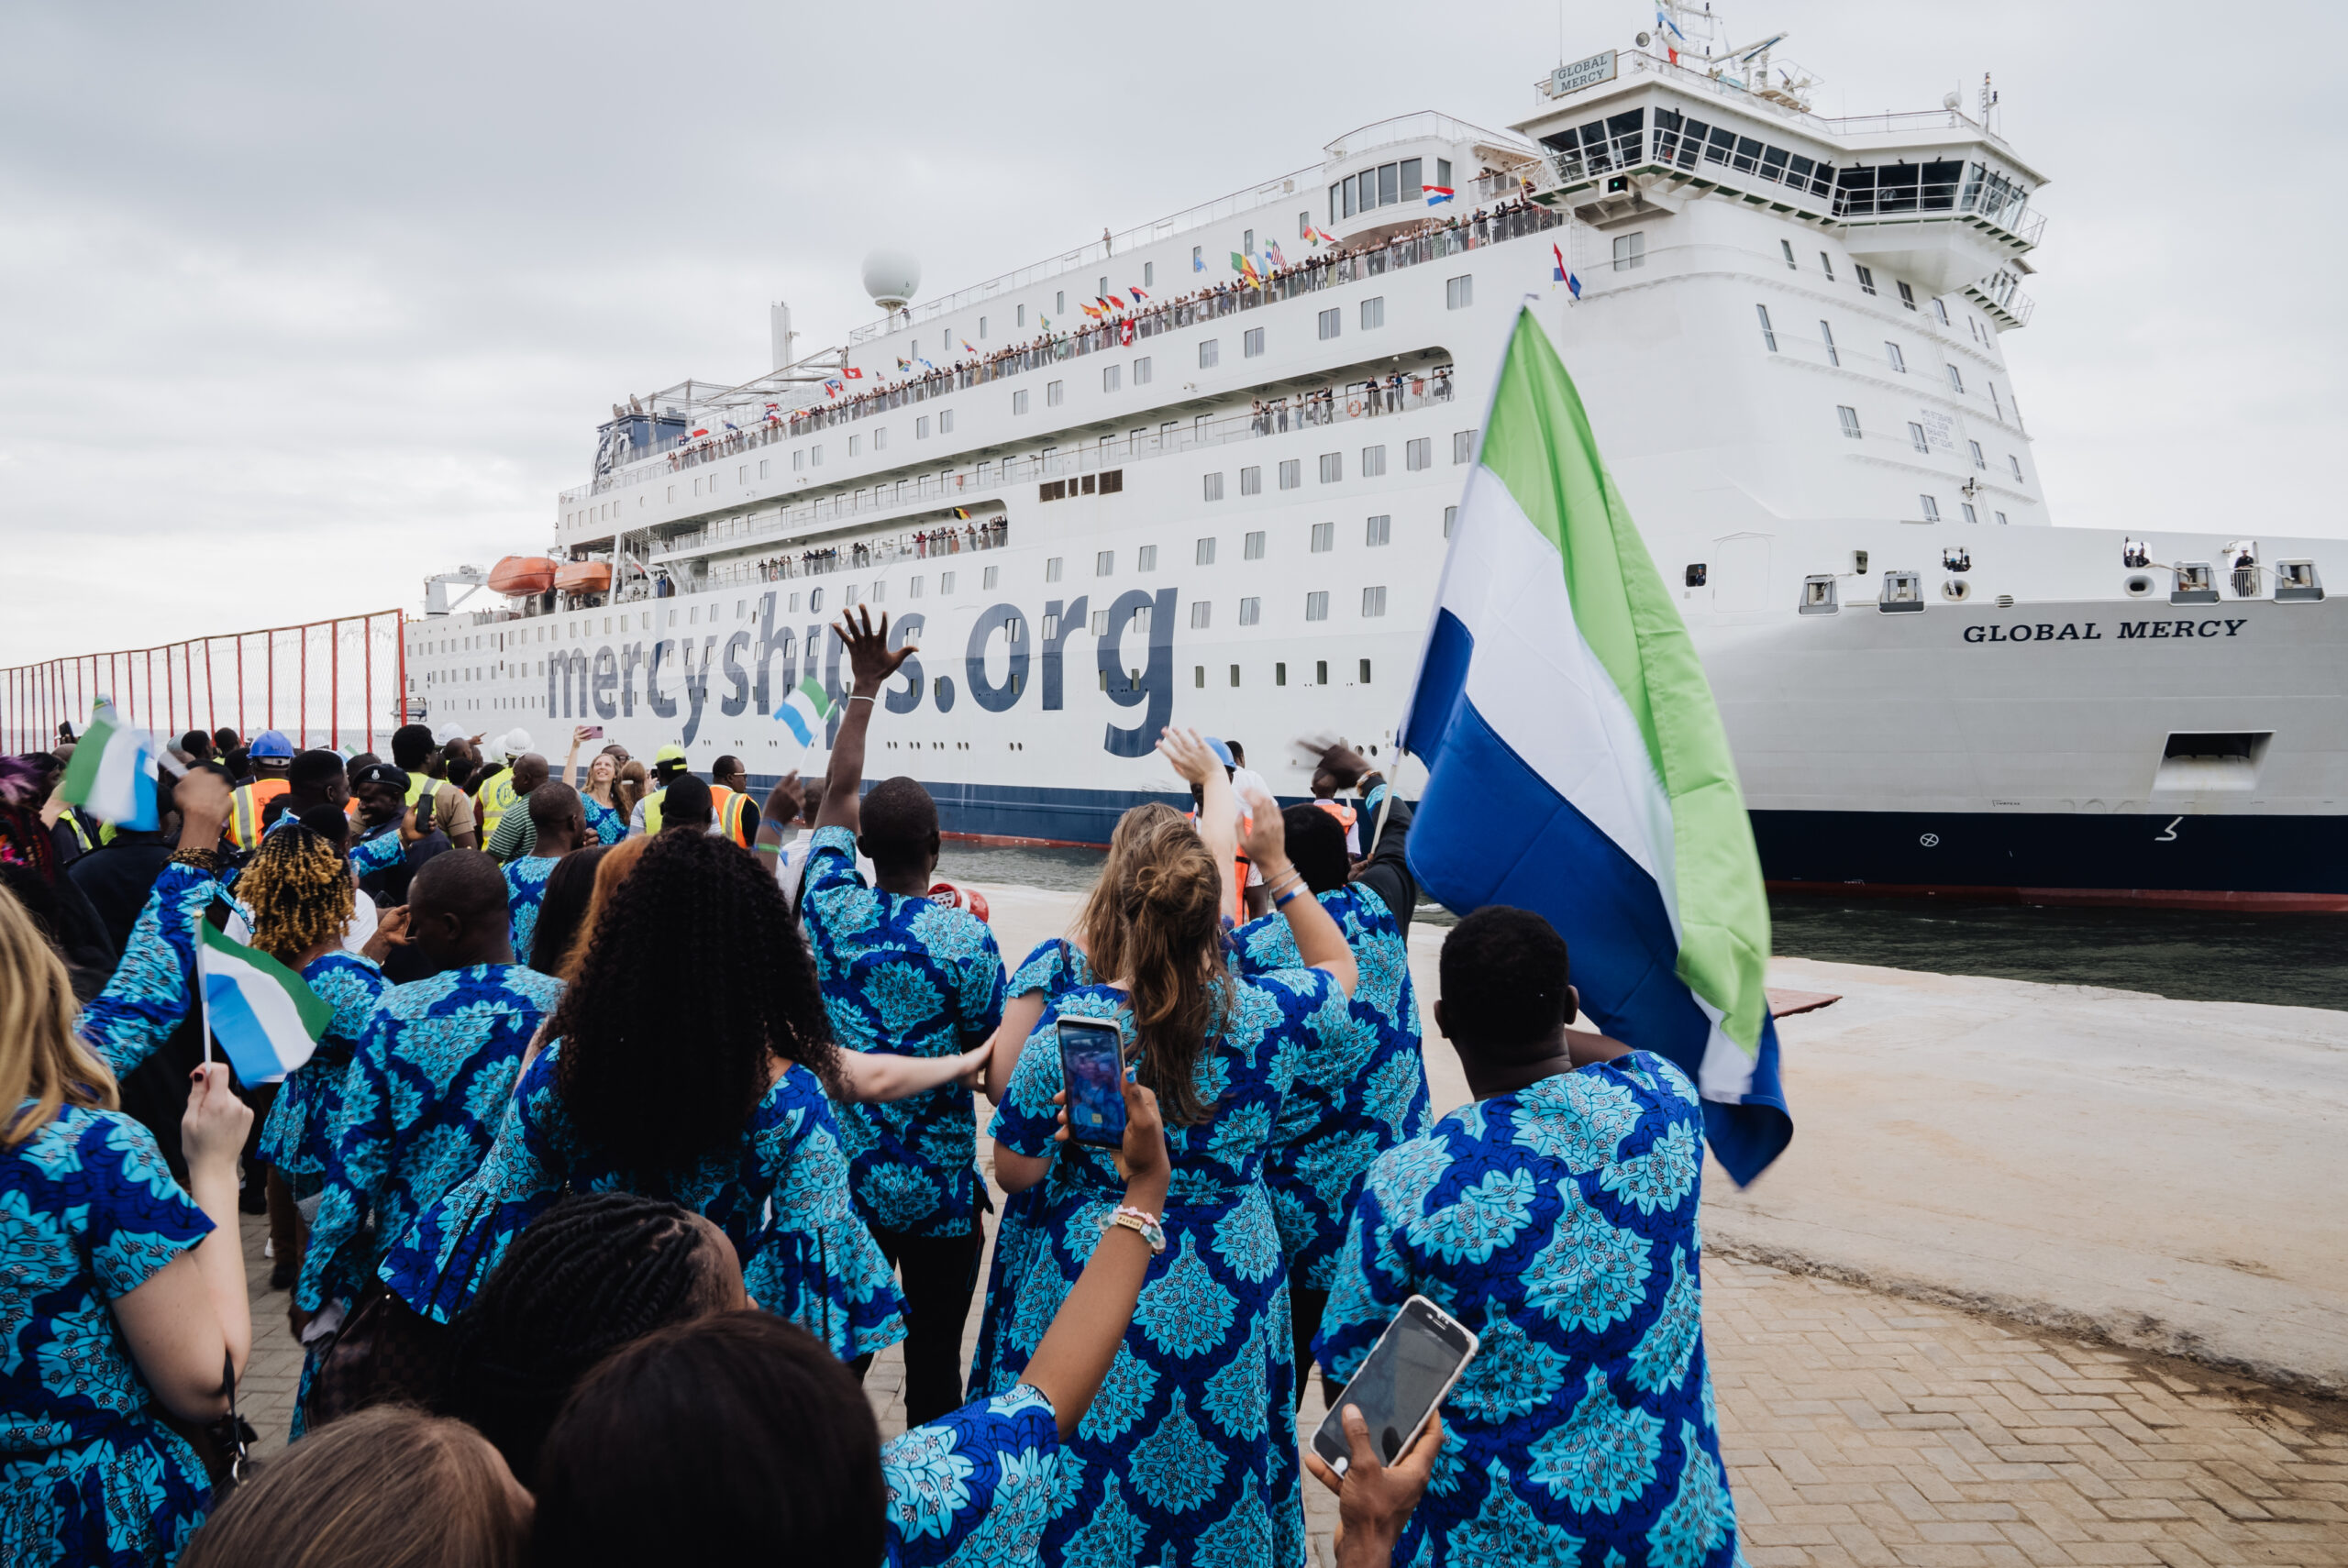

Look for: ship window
[1134,357,1151,384]
[1818,251,1834,280]
[1196,537,1216,566]
[1400,158,1421,200]
[1756,304,1777,351]
[1820,321,1838,367]
[1245,531,1266,560]
[984,564,999,587]
[1855,264,1877,295]
[1311,523,1334,553]
[1452,429,1478,464]
[1047,380,1064,406]
[1362,586,1387,617]
[1933,298,1951,326]
[1102,363,1120,392]
[1279,458,1301,490]
[1241,466,1261,496]
[1920,494,1942,522]
[1191,602,1211,629]
[1899,281,1918,311]
[1445,275,1473,309]
[1244,327,1264,358]
[1230,665,1241,688]
[1275,661,1288,686]
[910,576,924,598]
[1838,405,1863,439]
[1909,422,1929,453]
[1305,591,1329,622]
[1997,511,2010,525]
[1886,341,1906,372]
[1239,597,1261,625]
[1361,446,1386,477]
[1685,563,1707,587]
[1968,440,1986,469]
[1013,389,1029,415]
[1961,502,1979,525]
[1780,239,1798,270]
[1444,505,1457,537]
[1203,472,1224,502]
[1096,551,1114,577]
[1378,162,1399,205]
[1091,610,1108,636]
[1945,363,1964,395]
[914,416,929,439]
[1406,437,1430,470]
[1319,308,1341,341]
[1194,665,1205,688]
[1316,659,1329,685]
[1366,514,1390,547]
[1613,232,1645,271]
[1704,125,1736,166]
[1733,136,1763,174]
[1761,146,1791,184]
[1360,296,1383,329]
[1046,557,1063,582]
[2010,453,2023,480]
[1199,339,1219,369]
[1137,546,1157,571]
[1319,453,1342,483]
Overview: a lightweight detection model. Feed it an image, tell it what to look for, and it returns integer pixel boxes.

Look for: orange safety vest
[227,778,290,849]
[712,785,752,847]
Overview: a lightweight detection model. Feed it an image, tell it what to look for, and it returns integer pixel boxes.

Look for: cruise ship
[404,4,2347,909]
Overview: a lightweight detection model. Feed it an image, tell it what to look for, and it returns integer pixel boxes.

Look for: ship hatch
[2170,562,2219,604]
[1879,570,1924,612]
[2152,732,2271,794]
[1798,574,1838,614]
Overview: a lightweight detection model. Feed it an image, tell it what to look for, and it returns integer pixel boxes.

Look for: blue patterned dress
[1314,1055,1740,1568]
[255,953,387,1196]
[379,1043,907,1359]
[75,864,220,1079]
[988,969,1347,1568]
[1232,886,1433,1290]
[296,964,565,1319]
[580,795,625,846]
[798,827,1006,1240]
[881,1384,1063,1568]
[0,1104,216,1566]
[969,938,1091,1398]
[501,856,559,968]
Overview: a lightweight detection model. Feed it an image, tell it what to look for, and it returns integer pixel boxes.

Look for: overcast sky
[2,0,2340,669]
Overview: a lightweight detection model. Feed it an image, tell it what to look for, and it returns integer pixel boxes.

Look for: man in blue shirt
[1316,907,1740,1568]
[799,608,1006,1424]
[503,782,583,967]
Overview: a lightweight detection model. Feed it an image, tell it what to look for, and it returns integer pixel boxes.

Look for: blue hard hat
[249,730,294,758]
[1201,735,1236,769]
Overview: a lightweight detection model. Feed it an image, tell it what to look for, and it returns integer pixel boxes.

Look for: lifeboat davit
[486,556,557,595]
[555,560,613,593]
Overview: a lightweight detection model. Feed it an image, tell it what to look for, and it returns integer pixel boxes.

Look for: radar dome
[862,249,921,313]
[1942,91,1962,110]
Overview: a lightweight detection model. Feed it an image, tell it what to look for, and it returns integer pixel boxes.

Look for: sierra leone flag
[772,674,834,748]
[199,923,329,1085]
[58,702,159,831]
[1399,306,1791,1182]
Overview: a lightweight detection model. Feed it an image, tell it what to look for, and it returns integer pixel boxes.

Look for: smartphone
[580,725,605,740]
[1057,1018,1128,1148]
[1312,1296,1479,1474]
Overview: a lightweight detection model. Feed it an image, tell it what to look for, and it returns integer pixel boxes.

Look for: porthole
[2124,574,2154,598]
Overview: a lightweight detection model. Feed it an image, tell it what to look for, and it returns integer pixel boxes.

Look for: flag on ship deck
[1423,184,1455,204]
[773,674,836,749]
[1128,286,1148,302]
[1396,305,1791,1183]
[58,703,160,831]
[199,923,328,1085]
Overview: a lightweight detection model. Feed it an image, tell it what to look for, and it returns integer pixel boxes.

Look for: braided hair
[441,1192,735,1488]
[242,824,353,963]
[549,830,839,1173]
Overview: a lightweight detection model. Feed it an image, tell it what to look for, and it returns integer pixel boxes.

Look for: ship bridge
[1514,45,2046,328]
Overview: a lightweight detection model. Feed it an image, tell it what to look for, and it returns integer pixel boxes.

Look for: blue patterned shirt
[503,855,559,968]
[799,826,1006,1238]
[1316,1055,1740,1568]
[75,862,221,1078]
[0,1103,215,1566]
[378,1044,907,1359]
[256,951,389,1181]
[880,1384,1062,1567]
[1233,884,1433,1288]
[581,795,625,846]
[296,963,565,1312]
[349,820,406,878]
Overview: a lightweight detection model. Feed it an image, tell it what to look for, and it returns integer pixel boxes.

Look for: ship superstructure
[404,9,2348,905]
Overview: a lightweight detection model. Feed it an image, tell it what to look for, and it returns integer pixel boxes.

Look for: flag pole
[195,913,214,1065]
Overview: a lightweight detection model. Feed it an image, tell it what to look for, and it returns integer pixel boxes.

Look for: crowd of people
[626,196,1560,485]
[0,603,1737,1567]
[740,519,1012,586]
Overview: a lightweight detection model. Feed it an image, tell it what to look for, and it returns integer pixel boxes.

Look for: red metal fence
[2,612,407,758]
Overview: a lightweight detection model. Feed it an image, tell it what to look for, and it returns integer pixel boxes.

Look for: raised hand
[1156,726,1222,788]
[763,771,805,827]
[831,605,916,694]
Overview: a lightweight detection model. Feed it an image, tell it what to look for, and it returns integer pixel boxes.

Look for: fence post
[330,618,340,751]
[300,625,308,750]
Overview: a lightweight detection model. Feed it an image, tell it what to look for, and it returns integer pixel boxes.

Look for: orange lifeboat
[487,556,558,596]
[555,560,613,593]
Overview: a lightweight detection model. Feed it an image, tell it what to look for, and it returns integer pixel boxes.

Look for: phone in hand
[1057,1017,1129,1148]
[580,725,604,740]
[1312,1295,1479,1474]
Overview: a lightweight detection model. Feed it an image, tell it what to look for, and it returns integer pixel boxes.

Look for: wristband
[846,693,876,705]
[1105,1204,1166,1255]
[1275,886,1305,911]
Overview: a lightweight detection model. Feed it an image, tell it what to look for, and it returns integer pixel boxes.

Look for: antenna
[1979,71,2000,133]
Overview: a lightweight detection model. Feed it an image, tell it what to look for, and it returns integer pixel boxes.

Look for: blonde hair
[1111,810,1228,1127]
[243,825,356,964]
[0,886,119,1147]
[559,834,651,983]
[1076,801,1184,987]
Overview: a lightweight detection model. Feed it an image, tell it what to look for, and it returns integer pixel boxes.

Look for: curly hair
[550,831,838,1173]
[1112,807,1229,1127]
[442,1192,736,1488]
[242,824,355,964]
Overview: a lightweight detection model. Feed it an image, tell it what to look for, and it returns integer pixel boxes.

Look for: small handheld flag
[844,366,864,380]
[1398,306,1789,1183]
[1422,184,1455,204]
[199,923,329,1085]
[58,703,160,831]
[1128,286,1148,302]
[961,338,977,353]
[773,675,836,748]
[896,356,913,371]
[952,506,971,520]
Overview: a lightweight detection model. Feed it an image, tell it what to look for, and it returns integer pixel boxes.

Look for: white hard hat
[501,728,534,756]
[431,723,468,746]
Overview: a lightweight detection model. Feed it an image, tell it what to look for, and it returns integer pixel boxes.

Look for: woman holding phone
[561,730,626,845]
[987,730,1357,1568]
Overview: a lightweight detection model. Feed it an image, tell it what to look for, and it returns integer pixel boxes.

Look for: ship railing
[695,522,1015,590]
[640,372,1458,570]
[572,204,1552,515]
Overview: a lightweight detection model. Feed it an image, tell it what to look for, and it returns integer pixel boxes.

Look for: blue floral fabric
[501,856,559,968]
[581,796,625,846]
[1232,885,1432,1290]
[968,939,1092,1399]
[798,826,1006,1240]
[75,863,221,1079]
[256,952,386,1187]
[378,1043,908,1359]
[0,1103,216,1566]
[295,963,565,1315]
[1315,1055,1740,1568]
[880,1383,1061,1568]
[986,969,1347,1568]
[349,822,406,878]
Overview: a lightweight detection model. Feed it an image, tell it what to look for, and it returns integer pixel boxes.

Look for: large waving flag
[1399,306,1790,1182]
[200,923,328,1085]
[58,702,160,831]
[773,673,835,748]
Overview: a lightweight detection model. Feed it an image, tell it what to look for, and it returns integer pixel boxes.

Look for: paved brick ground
[236,1223,2345,1566]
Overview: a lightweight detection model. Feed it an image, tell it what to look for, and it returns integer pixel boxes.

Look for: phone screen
[1312,1297,1478,1473]
[1057,1019,1128,1148]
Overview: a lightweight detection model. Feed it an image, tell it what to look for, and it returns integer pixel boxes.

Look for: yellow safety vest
[478,771,518,840]
[713,786,750,846]
[227,779,290,849]
[639,785,669,835]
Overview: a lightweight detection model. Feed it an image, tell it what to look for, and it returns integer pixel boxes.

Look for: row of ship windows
[1616,229,1986,339]
[1830,402,2026,482]
[1199,433,1474,499]
[1759,304,2018,426]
